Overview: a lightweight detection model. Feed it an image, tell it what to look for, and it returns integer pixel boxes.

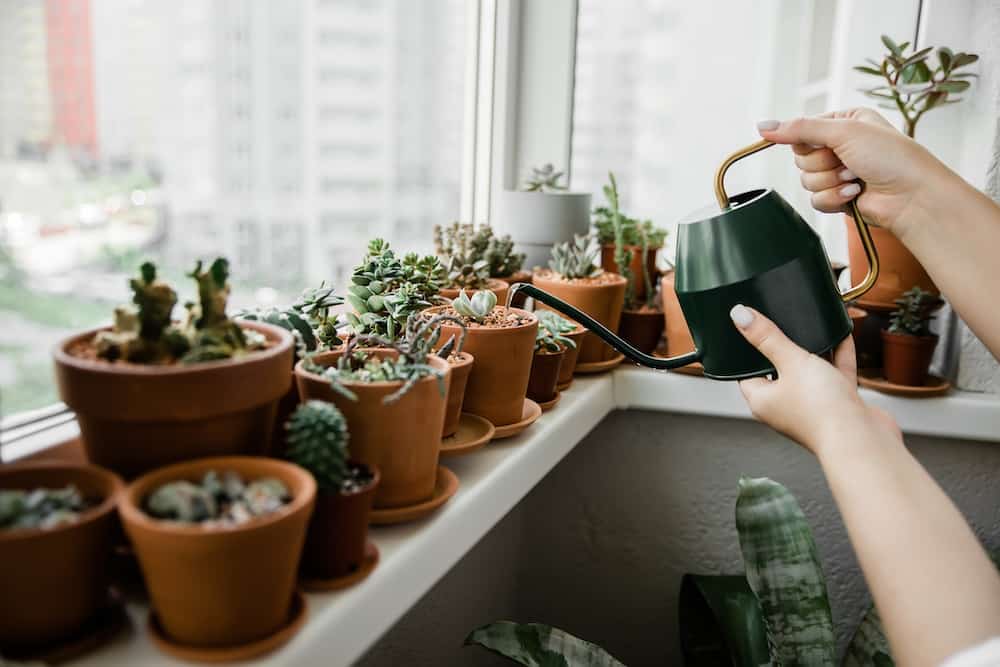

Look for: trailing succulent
[451,289,497,324]
[602,173,657,310]
[535,311,578,353]
[346,239,446,340]
[549,235,602,280]
[237,282,344,359]
[285,400,374,494]
[0,485,90,530]
[521,164,568,193]
[888,286,936,336]
[94,258,264,364]
[145,470,289,527]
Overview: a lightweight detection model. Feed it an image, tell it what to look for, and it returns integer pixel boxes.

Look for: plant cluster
[535,314,577,353]
[285,400,375,494]
[451,289,497,324]
[145,470,289,527]
[94,258,265,364]
[0,485,90,530]
[856,35,978,138]
[237,282,343,359]
[434,223,525,286]
[484,231,525,278]
[520,164,567,193]
[346,239,446,340]
[548,234,602,280]
[599,172,661,309]
[888,286,936,336]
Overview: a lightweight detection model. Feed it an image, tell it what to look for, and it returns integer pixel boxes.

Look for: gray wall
[361,410,1000,666]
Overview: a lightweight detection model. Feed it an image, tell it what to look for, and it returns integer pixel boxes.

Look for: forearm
[818,420,1000,667]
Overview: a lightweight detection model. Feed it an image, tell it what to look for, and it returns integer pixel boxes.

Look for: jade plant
[856,36,979,138]
[285,400,374,494]
[887,286,935,336]
[237,282,343,358]
[0,486,90,530]
[521,164,568,193]
[451,289,497,324]
[549,235,602,280]
[94,258,264,364]
[145,470,289,527]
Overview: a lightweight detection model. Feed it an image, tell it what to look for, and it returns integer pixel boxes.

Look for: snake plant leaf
[736,477,836,665]
[678,574,771,667]
[465,621,625,667]
[842,605,894,667]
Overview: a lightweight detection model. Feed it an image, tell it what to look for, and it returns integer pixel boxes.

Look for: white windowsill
[12,369,1000,666]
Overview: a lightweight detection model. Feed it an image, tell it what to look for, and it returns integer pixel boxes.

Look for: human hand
[729,304,901,457]
[756,108,950,241]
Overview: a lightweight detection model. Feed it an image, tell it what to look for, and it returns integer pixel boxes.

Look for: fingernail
[730,304,754,329]
[840,183,861,198]
[756,120,780,131]
[809,143,824,149]
[839,168,856,181]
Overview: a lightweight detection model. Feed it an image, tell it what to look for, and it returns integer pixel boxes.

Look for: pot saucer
[574,352,625,374]
[369,466,459,525]
[858,369,951,397]
[300,541,379,592]
[492,399,542,439]
[440,413,495,458]
[148,590,307,663]
[555,379,573,392]
[1,590,129,664]
[535,392,561,412]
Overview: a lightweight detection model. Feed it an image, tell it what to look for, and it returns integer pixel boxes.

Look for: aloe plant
[465,621,624,667]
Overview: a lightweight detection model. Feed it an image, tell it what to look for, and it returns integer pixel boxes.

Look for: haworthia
[465,621,625,667]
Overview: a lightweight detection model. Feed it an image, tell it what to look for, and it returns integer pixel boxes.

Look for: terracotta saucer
[148,590,307,663]
[574,352,625,374]
[556,379,573,392]
[300,541,379,592]
[2,590,129,664]
[858,369,951,397]
[535,392,561,412]
[492,399,542,439]
[439,413,495,458]
[369,466,459,525]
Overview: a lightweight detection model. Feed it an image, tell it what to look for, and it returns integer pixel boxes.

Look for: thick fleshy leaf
[736,477,836,665]
[842,605,894,667]
[465,622,625,667]
[881,35,901,56]
[678,574,771,667]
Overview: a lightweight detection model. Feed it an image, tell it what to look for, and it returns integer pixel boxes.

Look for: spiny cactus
[145,470,289,526]
[548,235,602,280]
[888,286,936,336]
[434,222,491,290]
[0,485,89,530]
[451,289,497,323]
[521,164,567,193]
[285,401,351,493]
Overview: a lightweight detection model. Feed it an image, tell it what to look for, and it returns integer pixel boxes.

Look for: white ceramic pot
[495,190,592,270]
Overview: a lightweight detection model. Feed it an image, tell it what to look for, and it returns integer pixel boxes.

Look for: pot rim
[622,306,665,316]
[440,278,509,294]
[422,305,538,334]
[502,189,590,198]
[444,350,474,368]
[294,347,451,389]
[0,461,124,544]
[534,346,568,357]
[317,460,381,499]
[53,321,294,377]
[600,243,663,250]
[880,330,939,344]
[119,456,316,537]
[532,269,627,287]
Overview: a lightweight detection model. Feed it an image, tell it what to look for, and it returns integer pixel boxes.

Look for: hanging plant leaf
[678,574,771,667]
[465,622,625,667]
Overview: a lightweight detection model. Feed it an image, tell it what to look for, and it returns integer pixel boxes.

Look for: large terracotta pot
[881,331,939,386]
[499,271,532,308]
[428,306,538,427]
[661,271,697,359]
[439,279,509,306]
[295,349,450,508]
[300,463,379,580]
[846,216,938,308]
[0,462,124,650]
[532,271,626,363]
[619,308,665,354]
[527,348,565,403]
[54,321,294,479]
[555,325,587,389]
[600,245,660,301]
[442,352,474,438]
[120,456,315,648]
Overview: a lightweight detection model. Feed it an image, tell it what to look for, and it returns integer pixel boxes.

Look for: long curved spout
[509,283,701,370]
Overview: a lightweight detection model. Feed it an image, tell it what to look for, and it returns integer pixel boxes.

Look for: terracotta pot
[0,462,124,650]
[846,216,938,308]
[295,349,450,508]
[428,306,538,426]
[619,308,666,354]
[439,278,509,306]
[270,363,301,459]
[881,330,939,386]
[300,463,379,580]
[660,271,696,358]
[442,352,474,438]
[54,321,294,479]
[556,325,587,387]
[120,456,314,648]
[527,348,565,403]
[499,271,532,308]
[600,245,660,301]
[532,271,626,363]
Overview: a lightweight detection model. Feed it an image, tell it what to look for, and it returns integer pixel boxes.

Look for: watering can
[509,140,880,380]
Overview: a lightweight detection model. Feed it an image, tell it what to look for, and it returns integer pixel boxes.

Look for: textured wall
[362,410,1000,666]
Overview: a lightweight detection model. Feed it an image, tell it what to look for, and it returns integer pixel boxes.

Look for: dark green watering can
[510,140,880,380]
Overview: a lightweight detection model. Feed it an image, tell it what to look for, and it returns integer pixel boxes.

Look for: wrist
[812,404,899,463]
[894,154,967,248]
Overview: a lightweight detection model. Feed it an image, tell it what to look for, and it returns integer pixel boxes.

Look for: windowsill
[10,369,1000,666]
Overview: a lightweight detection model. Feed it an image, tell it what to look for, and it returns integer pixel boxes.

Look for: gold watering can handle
[713,139,880,303]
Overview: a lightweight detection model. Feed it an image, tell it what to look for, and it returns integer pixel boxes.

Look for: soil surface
[434,306,535,329]
[534,269,623,286]
[65,327,273,365]
[625,303,663,314]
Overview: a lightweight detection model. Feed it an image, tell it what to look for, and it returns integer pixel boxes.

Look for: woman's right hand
[756,108,952,240]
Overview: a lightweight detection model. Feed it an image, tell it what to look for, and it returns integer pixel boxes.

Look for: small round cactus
[285,401,351,493]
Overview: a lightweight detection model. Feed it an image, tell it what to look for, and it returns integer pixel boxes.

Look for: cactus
[888,286,936,336]
[0,485,89,530]
[521,164,568,193]
[285,401,351,493]
[451,289,497,323]
[548,235,602,280]
[145,470,289,526]
[434,222,491,290]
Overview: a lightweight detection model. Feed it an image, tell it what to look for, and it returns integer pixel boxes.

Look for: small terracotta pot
[527,348,565,403]
[439,278,509,306]
[619,308,666,354]
[428,306,538,426]
[556,325,587,388]
[0,462,124,650]
[846,217,938,308]
[661,271,696,358]
[442,352,474,438]
[881,330,939,386]
[499,271,532,308]
[532,271,626,364]
[54,321,294,479]
[120,456,315,648]
[300,463,379,580]
[601,244,660,301]
[295,349,450,508]
[847,307,867,342]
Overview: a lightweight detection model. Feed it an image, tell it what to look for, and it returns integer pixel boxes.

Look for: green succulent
[535,317,576,353]
[888,286,936,336]
[0,485,88,530]
[549,235,602,280]
[237,282,344,359]
[521,164,568,193]
[485,230,525,278]
[601,172,658,310]
[285,400,351,493]
[434,222,491,290]
[451,289,497,323]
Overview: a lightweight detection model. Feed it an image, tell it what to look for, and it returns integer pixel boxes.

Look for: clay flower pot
[0,462,124,651]
[499,270,533,308]
[527,348,565,403]
[295,349,451,508]
[555,324,587,388]
[661,271,697,359]
[439,278,509,306]
[848,306,868,345]
[619,307,666,354]
[54,321,294,479]
[532,270,626,364]
[300,463,379,580]
[427,305,538,426]
[600,244,660,301]
[846,217,938,308]
[120,456,315,648]
[442,352,474,438]
[881,330,939,386]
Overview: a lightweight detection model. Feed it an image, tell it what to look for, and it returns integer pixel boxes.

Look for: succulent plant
[521,164,568,193]
[434,222,491,290]
[285,401,352,493]
[485,231,525,278]
[237,282,344,359]
[145,470,289,526]
[451,289,497,324]
[535,316,577,353]
[402,312,467,360]
[592,172,667,250]
[888,286,936,336]
[0,485,89,530]
[548,234,602,280]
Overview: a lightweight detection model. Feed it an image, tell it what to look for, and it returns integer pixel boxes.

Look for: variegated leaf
[465,621,625,667]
